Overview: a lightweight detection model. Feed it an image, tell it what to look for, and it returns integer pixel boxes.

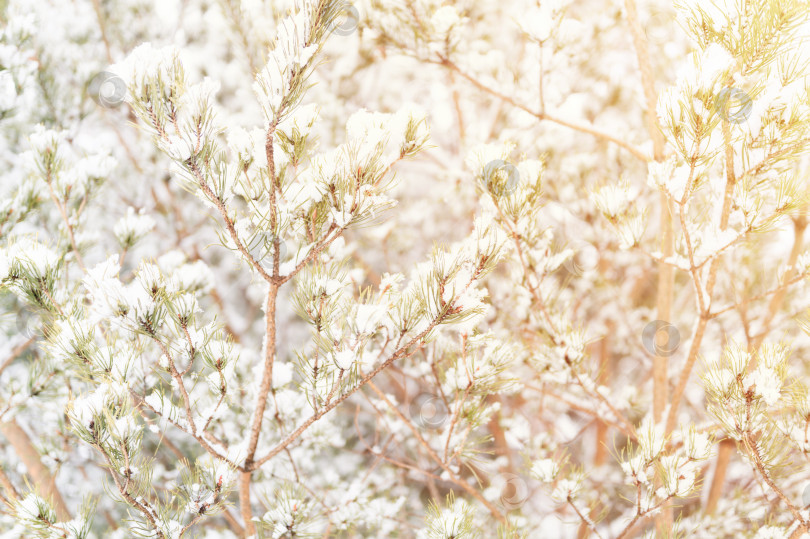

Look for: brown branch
[365,381,508,526]
[44,172,87,272]
[189,161,274,283]
[708,272,807,319]
[244,282,280,467]
[568,496,605,539]
[250,318,443,470]
[577,329,613,539]
[0,464,18,503]
[222,507,245,537]
[741,431,809,533]
[0,420,71,521]
[664,108,738,437]
[433,55,650,162]
[94,440,161,536]
[0,337,35,378]
[704,438,735,515]
[748,217,807,353]
[239,281,279,536]
[705,217,807,517]
[132,390,241,471]
[622,0,672,530]
[89,0,113,64]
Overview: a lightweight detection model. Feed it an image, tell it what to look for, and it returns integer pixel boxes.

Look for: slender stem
[705,217,807,513]
[568,496,605,539]
[239,282,279,535]
[244,284,280,465]
[748,217,807,353]
[623,0,671,530]
[708,272,806,319]
[238,120,281,534]
[741,429,809,532]
[44,174,87,272]
[665,106,738,437]
[365,381,508,526]
[89,0,113,64]
[250,318,443,470]
[433,55,650,162]
[132,391,241,470]
[189,161,273,282]
[95,441,161,535]
[577,328,613,539]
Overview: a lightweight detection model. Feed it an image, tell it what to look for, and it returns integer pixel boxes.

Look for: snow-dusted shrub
[2,0,810,537]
